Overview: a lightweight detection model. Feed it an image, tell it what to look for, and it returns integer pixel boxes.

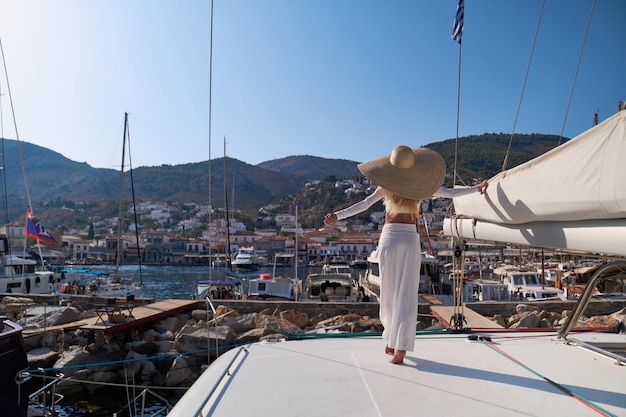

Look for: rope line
[558,0,596,145]
[501,0,546,172]
[480,337,618,417]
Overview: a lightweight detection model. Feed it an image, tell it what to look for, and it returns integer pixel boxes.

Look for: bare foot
[385,345,394,355]
[389,350,406,364]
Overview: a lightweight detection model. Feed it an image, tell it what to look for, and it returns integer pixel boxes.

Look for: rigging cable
[0,39,32,211]
[557,0,596,146]
[501,0,546,172]
[126,119,144,287]
[479,337,618,417]
[0,38,49,267]
[0,49,11,238]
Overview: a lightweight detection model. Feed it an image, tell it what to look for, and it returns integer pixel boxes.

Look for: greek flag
[452,0,464,44]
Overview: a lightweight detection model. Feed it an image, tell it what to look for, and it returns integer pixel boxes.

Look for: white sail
[443,110,626,256]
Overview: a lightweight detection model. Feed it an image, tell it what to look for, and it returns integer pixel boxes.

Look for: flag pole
[452,0,464,188]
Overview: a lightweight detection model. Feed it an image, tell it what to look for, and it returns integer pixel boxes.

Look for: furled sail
[443,110,626,256]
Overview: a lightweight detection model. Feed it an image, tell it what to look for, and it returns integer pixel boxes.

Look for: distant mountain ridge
[1,132,566,227]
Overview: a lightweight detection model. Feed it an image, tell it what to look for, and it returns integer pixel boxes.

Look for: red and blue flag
[26,210,58,245]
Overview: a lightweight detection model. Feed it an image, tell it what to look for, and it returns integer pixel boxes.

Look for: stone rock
[41,330,60,349]
[91,370,119,384]
[515,304,538,314]
[215,305,239,317]
[175,326,235,356]
[280,309,309,328]
[510,312,540,328]
[260,333,284,342]
[538,319,550,328]
[176,324,199,339]
[416,321,428,330]
[53,346,91,377]
[28,347,60,369]
[315,314,362,330]
[165,355,198,387]
[160,330,175,341]
[235,328,267,344]
[259,307,275,315]
[492,314,507,328]
[73,368,92,380]
[143,329,161,342]
[192,309,211,321]
[122,351,145,377]
[610,307,626,332]
[155,340,176,353]
[141,359,158,383]
[309,313,328,326]
[254,314,302,335]
[215,313,257,333]
[19,307,82,330]
[356,317,383,332]
[124,340,158,355]
[583,315,619,328]
[23,333,43,350]
[155,316,179,334]
[544,311,561,326]
[2,296,34,305]
[176,313,192,325]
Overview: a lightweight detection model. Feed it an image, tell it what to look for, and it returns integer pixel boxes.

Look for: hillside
[1,133,566,229]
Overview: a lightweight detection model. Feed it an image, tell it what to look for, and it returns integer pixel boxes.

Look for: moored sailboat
[165,3,626,417]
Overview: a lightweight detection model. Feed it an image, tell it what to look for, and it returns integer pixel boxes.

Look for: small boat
[246,272,302,301]
[494,268,565,300]
[305,256,373,302]
[231,247,259,271]
[349,258,368,269]
[192,279,243,300]
[303,272,360,302]
[0,252,54,295]
[82,271,142,298]
[362,249,441,296]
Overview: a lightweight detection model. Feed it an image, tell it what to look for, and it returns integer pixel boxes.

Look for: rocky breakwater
[5,296,625,399]
[477,303,626,331]
[3,297,384,397]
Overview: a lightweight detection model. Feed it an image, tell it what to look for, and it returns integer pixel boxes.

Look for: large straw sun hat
[357,145,446,200]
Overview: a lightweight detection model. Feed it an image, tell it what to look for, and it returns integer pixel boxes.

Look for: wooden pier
[430,305,504,329]
[24,299,199,336]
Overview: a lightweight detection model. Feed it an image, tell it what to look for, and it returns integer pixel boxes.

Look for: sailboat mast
[223,136,232,270]
[115,113,128,278]
[294,205,298,281]
[207,0,214,277]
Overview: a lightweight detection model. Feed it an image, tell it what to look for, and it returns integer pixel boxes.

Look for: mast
[223,136,232,270]
[114,112,128,282]
[294,205,298,280]
[207,0,214,277]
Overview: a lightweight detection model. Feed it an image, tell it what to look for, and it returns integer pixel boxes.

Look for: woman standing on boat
[324,145,487,364]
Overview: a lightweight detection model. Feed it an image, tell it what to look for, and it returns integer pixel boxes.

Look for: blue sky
[0,0,624,170]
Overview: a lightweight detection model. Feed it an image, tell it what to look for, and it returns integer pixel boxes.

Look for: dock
[23,299,199,336]
[430,305,504,329]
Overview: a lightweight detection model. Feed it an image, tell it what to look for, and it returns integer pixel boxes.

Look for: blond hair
[382,188,419,216]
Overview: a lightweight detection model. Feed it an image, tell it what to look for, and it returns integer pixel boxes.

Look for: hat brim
[358,147,446,200]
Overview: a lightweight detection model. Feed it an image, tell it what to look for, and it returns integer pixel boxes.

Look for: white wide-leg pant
[378,223,420,352]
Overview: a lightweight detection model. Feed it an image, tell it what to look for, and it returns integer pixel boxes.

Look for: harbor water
[34,263,331,416]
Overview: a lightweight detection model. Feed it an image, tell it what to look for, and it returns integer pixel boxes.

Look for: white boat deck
[167,330,626,417]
